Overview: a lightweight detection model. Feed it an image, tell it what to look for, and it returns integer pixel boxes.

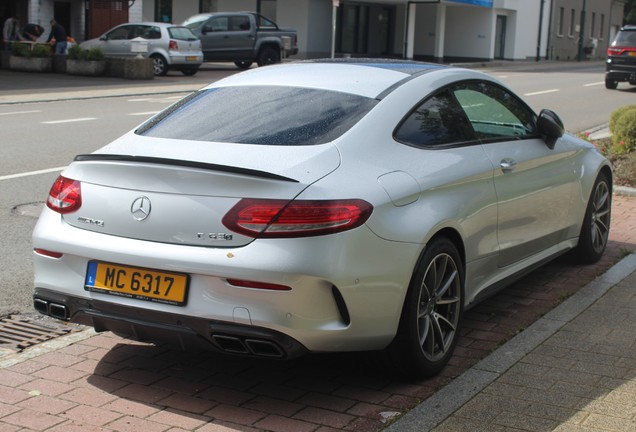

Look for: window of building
[557,7,564,37]
[600,14,605,40]
[200,0,217,12]
[568,9,575,37]
[155,0,172,23]
[591,12,596,38]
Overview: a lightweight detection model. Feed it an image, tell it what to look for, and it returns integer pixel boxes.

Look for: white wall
[217,0,256,11]
[444,5,493,59]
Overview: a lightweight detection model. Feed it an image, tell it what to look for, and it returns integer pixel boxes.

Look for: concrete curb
[385,252,636,431]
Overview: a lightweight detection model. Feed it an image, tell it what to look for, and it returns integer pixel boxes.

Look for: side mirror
[201,26,211,35]
[537,109,564,150]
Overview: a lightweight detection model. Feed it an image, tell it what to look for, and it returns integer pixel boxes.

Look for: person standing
[46,18,67,54]
[2,14,21,50]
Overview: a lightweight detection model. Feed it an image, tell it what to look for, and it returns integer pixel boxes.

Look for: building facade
[547,0,625,61]
[1,0,624,62]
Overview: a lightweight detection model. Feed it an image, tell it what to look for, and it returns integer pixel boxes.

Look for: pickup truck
[183,12,298,69]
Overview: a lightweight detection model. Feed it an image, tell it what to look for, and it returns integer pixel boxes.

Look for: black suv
[606,25,636,89]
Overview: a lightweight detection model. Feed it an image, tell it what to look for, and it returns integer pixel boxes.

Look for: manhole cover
[0,315,81,352]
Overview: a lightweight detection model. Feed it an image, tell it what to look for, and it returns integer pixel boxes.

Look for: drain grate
[0,315,80,352]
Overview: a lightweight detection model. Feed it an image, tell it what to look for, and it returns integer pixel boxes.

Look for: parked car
[80,22,203,76]
[183,12,297,68]
[605,24,636,89]
[33,59,612,379]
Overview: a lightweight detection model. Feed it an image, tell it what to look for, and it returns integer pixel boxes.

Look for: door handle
[500,158,517,172]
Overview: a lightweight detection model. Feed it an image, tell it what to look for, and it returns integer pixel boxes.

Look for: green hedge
[612,108,636,154]
[67,44,104,61]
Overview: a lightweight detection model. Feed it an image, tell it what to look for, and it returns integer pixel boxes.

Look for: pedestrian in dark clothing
[46,19,67,54]
[22,23,44,41]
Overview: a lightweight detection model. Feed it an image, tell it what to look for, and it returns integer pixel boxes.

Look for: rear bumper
[34,288,308,359]
[606,59,636,82]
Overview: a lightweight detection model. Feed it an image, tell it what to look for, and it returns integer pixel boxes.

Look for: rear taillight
[46,175,82,214]
[169,40,178,50]
[607,46,636,56]
[222,199,373,238]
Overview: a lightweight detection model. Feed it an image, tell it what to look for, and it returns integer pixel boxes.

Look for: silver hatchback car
[33,60,612,379]
[80,22,203,76]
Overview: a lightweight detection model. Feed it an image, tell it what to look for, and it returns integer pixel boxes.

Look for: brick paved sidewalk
[430,266,636,432]
[0,194,634,432]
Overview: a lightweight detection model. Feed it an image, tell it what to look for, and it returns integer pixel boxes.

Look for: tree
[625,0,636,24]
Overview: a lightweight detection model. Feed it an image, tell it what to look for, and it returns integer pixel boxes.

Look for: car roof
[205,59,464,99]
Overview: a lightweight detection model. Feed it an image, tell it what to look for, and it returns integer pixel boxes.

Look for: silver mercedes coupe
[33,60,612,378]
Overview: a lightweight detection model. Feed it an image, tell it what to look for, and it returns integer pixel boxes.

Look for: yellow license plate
[186,56,198,61]
[85,262,189,306]
[629,51,636,57]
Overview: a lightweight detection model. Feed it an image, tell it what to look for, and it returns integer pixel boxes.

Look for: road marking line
[127,98,153,102]
[129,111,160,116]
[0,110,41,116]
[42,118,97,124]
[0,167,66,181]
[523,89,560,96]
[584,82,604,87]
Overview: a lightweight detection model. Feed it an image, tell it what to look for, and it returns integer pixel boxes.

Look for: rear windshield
[168,26,198,41]
[614,29,636,46]
[137,86,377,145]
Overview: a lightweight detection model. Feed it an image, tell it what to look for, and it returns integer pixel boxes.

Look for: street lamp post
[577,0,587,61]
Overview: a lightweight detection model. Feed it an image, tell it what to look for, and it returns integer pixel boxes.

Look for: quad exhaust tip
[212,334,285,358]
[33,298,70,320]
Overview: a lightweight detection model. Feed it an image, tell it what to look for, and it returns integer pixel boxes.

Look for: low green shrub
[67,45,104,61]
[10,42,52,58]
[611,109,636,154]
[609,105,636,134]
[31,44,52,57]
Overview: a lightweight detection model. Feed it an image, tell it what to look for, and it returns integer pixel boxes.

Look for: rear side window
[137,86,377,145]
[168,26,198,41]
[613,29,636,46]
[394,90,476,147]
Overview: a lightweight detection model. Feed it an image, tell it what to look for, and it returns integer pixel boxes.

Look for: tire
[382,237,464,379]
[605,77,618,90]
[234,61,253,70]
[181,68,198,76]
[151,54,168,76]
[573,172,611,264]
[257,46,280,67]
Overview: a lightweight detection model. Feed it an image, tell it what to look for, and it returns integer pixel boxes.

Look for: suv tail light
[222,199,373,238]
[47,175,82,214]
[608,46,636,56]
[169,40,178,50]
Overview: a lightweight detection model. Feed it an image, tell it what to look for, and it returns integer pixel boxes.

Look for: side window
[107,26,130,40]
[394,90,476,148]
[257,16,277,30]
[452,82,536,140]
[230,16,251,31]
[139,26,162,39]
[206,17,228,32]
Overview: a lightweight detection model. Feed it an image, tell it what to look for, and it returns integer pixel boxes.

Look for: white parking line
[129,111,160,116]
[584,82,604,87]
[0,167,66,181]
[42,118,97,124]
[127,98,154,102]
[0,110,42,116]
[523,89,560,96]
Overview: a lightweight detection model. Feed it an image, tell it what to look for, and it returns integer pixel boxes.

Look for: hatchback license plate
[186,56,198,61]
[85,262,189,306]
